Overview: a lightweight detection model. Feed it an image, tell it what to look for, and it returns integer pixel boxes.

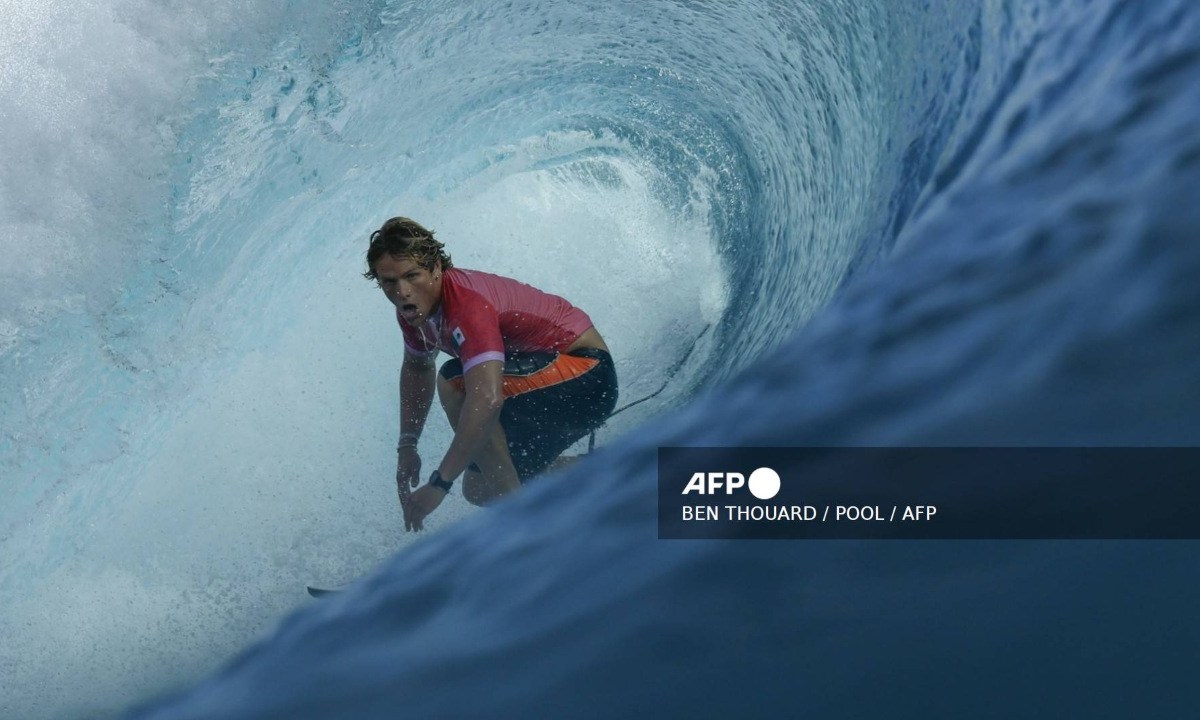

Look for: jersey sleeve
[447,289,506,373]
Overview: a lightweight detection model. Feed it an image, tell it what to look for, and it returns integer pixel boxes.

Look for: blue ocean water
[2,0,1199,717]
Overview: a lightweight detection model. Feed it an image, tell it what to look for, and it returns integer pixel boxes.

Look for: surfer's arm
[437,359,505,483]
[399,351,437,442]
[396,353,437,531]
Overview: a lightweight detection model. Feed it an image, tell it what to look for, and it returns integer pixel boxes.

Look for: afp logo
[682,467,781,500]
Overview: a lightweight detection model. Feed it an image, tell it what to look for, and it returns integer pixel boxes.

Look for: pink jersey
[398,268,594,373]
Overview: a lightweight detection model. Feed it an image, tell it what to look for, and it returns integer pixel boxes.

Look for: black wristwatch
[429,470,454,493]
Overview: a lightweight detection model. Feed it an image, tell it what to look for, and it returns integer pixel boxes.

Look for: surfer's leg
[498,349,619,480]
[435,366,521,505]
[462,424,522,506]
[436,349,617,496]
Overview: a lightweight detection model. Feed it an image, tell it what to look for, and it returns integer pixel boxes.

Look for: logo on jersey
[451,326,466,349]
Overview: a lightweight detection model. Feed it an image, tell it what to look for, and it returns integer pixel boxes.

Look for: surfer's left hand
[406,484,446,531]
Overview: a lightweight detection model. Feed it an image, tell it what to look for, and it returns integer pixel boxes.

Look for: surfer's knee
[462,481,486,506]
[435,357,467,414]
[436,371,466,428]
[436,370,464,400]
[462,466,490,506]
[462,461,521,506]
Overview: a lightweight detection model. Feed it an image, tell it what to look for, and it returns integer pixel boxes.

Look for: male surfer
[365,217,617,531]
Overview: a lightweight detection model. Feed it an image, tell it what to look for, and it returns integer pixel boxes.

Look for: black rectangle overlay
[658,448,1200,539]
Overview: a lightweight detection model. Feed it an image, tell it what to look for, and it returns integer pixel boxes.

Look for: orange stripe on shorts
[449,353,600,397]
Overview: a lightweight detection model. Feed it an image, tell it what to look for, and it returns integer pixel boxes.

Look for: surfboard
[306,585,341,598]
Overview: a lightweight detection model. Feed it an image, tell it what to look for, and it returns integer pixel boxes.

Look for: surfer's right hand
[396,447,422,529]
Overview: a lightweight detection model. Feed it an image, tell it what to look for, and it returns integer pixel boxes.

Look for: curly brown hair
[363,217,454,281]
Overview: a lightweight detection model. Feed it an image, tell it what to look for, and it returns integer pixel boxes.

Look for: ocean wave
[2,0,1199,717]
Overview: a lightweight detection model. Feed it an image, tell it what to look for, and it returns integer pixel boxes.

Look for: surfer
[365,217,618,531]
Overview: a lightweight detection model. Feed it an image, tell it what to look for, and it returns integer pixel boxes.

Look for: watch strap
[429,470,454,493]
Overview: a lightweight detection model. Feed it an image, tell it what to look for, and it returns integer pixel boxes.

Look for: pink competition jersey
[398,268,594,373]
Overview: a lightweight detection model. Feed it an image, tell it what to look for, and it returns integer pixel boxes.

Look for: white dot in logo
[748,467,780,500]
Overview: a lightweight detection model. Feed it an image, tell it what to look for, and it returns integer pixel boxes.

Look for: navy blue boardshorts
[439,348,618,481]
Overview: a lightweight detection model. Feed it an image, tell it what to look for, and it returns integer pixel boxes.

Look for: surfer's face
[374,254,442,325]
